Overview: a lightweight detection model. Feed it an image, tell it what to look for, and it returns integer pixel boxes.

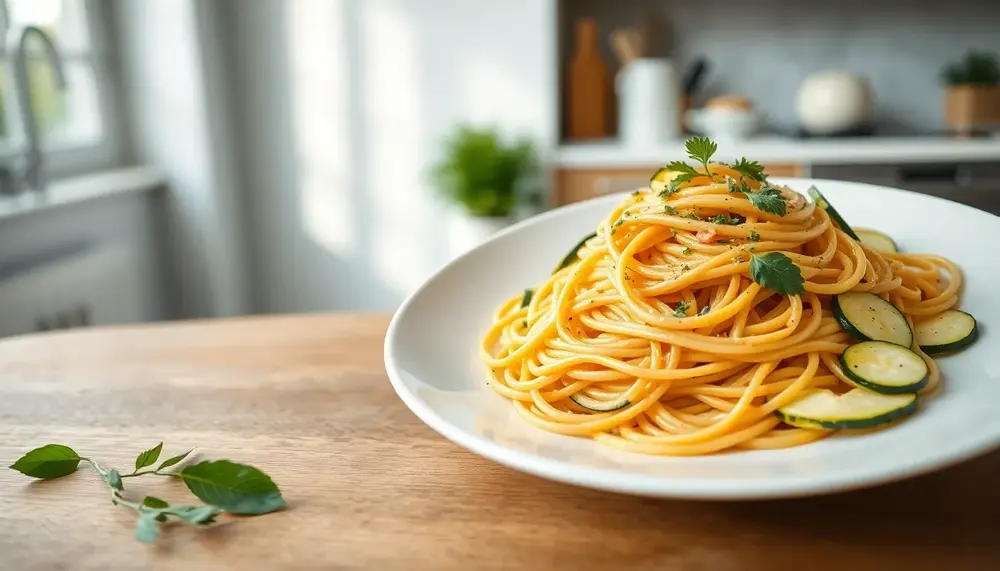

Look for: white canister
[795,71,873,135]
[617,58,680,146]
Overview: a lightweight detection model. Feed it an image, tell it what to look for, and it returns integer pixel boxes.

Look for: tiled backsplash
[560,0,1000,133]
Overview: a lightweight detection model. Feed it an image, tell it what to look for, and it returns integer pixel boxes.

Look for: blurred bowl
[685,107,759,140]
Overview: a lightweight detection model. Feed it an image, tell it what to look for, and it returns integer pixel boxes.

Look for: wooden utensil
[566,18,613,140]
[610,27,644,67]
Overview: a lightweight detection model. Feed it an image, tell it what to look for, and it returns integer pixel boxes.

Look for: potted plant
[941,50,1000,135]
[431,124,541,252]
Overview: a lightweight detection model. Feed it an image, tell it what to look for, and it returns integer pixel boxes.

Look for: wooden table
[2,313,999,570]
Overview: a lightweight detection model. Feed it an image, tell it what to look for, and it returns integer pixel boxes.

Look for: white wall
[113,0,249,317]
[219,0,556,312]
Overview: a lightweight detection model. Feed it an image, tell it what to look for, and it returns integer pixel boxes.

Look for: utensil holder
[616,58,680,146]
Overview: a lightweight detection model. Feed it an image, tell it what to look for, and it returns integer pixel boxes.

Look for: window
[0,0,119,175]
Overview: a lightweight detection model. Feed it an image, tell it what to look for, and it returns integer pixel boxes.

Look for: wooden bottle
[565,18,613,141]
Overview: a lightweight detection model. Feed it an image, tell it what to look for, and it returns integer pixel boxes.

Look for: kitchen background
[1,0,999,337]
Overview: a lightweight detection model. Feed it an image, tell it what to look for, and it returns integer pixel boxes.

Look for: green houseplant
[940,50,1000,134]
[432,124,540,219]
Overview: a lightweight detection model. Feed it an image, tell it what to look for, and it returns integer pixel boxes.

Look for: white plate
[384,178,1000,500]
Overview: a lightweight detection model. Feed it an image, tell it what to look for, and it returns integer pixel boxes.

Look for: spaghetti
[480,143,967,456]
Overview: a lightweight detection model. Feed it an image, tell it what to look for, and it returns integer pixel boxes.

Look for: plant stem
[79,456,107,478]
[120,471,176,479]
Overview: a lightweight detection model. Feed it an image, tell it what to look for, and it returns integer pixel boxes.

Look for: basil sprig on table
[9,442,285,543]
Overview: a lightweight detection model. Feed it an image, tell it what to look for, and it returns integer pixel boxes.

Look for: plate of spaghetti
[384,137,1000,499]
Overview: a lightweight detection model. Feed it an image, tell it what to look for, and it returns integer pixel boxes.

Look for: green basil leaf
[8,444,80,479]
[180,460,286,515]
[134,442,163,472]
[156,449,193,471]
[104,469,124,491]
[135,512,161,543]
[142,496,169,509]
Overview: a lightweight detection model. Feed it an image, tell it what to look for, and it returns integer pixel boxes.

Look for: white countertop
[553,136,1000,168]
[0,166,167,221]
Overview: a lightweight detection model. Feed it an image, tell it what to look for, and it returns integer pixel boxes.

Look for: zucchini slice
[649,166,674,194]
[570,393,631,412]
[808,186,860,240]
[840,341,928,394]
[833,292,913,347]
[776,388,917,430]
[553,232,598,274]
[855,228,898,253]
[520,289,533,308]
[915,310,979,355]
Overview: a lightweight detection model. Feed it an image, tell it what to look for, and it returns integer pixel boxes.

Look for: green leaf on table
[165,505,222,526]
[143,496,170,509]
[750,252,805,295]
[104,469,124,491]
[135,512,161,543]
[180,460,286,515]
[156,449,193,471]
[9,444,81,479]
[134,442,163,472]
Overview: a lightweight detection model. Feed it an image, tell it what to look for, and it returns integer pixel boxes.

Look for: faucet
[5,25,67,195]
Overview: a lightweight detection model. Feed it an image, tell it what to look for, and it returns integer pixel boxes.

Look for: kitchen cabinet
[554,163,806,206]
[0,181,166,337]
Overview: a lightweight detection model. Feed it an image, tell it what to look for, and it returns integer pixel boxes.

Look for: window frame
[0,0,123,178]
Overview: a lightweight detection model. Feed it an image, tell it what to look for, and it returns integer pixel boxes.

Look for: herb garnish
[9,443,285,543]
[663,205,678,215]
[726,177,749,194]
[656,137,718,197]
[748,231,761,242]
[683,211,702,221]
[686,136,717,174]
[745,186,787,216]
[682,247,693,255]
[707,213,742,225]
[749,252,805,295]
[698,305,711,316]
[673,300,692,318]
[730,157,767,182]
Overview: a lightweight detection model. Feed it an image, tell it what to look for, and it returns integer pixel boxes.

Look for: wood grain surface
[1,313,999,571]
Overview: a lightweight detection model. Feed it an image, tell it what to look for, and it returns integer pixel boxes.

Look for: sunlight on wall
[461,54,545,134]
[362,0,433,295]
[286,0,355,254]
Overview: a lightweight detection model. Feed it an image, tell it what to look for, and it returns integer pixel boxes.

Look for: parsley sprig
[686,137,717,173]
[9,442,286,543]
[730,158,767,182]
[726,176,787,216]
[745,186,787,216]
[749,252,804,295]
[652,138,787,219]
[655,137,718,197]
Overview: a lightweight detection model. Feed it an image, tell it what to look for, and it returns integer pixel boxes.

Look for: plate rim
[384,177,1000,500]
